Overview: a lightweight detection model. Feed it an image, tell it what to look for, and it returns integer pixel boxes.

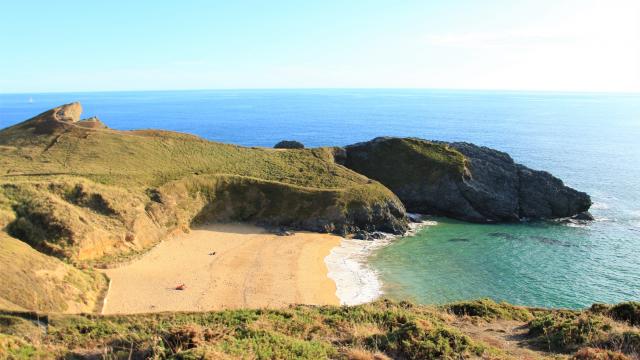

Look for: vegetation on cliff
[341,137,592,222]
[1,299,639,359]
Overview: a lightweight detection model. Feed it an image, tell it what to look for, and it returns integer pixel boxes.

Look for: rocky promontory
[339,137,592,223]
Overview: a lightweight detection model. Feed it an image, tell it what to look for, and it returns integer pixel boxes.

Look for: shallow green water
[371,218,640,309]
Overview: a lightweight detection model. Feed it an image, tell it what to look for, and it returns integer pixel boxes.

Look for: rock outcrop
[77,116,108,129]
[52,102,83,122]
[339,137,592,222]
[0,102,98,141]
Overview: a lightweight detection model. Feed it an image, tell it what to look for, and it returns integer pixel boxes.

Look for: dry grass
[0,233,106,313]
[1,298,639,359]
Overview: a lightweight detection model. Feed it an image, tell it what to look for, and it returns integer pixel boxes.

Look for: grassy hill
[0,103,407,262]
[0,102,409,314]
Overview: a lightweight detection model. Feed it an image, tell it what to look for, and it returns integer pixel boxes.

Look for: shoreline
[98,220,434,314]
[325,216,436,305]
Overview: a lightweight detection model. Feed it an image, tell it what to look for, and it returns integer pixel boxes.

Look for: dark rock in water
[448,238,471,242]
[488,232,518,240]
[353,231,387,240]
[370,231,387,239]
[353,231,372,240]
[572,212,595,221]
[274,140,304,149]
[339,137,592,223]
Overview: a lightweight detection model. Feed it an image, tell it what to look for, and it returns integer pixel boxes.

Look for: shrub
[609,302,640,327]
[528,312,610,352]
[367,319,485,359]
[444,298,533,321]
[274,140,305,149]
[572,347,630,360]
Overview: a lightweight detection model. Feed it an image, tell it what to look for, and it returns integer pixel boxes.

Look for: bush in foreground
[2,299,640,359]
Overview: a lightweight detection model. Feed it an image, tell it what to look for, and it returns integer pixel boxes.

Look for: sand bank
[101,224,340,314]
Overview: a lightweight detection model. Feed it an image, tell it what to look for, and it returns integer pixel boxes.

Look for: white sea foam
[325,238,388,305]
[591,202,610,210]
[325,217,436,305]
[564,221,589,228]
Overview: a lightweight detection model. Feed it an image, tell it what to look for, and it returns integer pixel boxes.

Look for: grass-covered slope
[1,299,639,359]
[0,103,386,189]
[0,233,106,314]
[0,103,406,267]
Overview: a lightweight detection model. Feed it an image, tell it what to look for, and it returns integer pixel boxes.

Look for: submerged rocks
[339,137,592,223]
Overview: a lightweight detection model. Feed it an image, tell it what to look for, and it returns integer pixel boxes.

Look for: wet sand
[101,224,341,314]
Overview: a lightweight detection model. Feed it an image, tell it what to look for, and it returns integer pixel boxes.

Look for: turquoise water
[1,89,639,308]
[372,218,640,309]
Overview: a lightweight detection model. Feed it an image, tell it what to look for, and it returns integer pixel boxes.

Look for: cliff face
[340,137,592,222]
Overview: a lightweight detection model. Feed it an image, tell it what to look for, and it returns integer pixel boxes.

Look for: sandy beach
[101,224,341,314]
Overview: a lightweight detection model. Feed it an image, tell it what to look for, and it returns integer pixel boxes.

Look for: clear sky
[1,0,638,93]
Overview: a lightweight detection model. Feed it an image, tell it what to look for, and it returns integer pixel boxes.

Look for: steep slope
[0,233,106,313]
[340,137,592,222]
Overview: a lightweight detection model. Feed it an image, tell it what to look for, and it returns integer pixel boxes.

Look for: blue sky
[0,0,638,93]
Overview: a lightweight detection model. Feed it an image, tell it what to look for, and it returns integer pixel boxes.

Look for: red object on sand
[175,284,186,290]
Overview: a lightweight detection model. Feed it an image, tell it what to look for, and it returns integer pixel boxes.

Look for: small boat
[28,97,33,103]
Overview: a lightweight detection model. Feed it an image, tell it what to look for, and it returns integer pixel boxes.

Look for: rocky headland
[339,137,592,223]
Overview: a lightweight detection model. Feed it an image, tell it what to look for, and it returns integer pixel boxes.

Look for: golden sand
[101,224,340,314]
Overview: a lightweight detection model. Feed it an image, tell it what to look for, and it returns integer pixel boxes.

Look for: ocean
[1,89,639,309]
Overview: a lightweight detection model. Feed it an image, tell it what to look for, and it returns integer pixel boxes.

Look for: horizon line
[1,86,639,96]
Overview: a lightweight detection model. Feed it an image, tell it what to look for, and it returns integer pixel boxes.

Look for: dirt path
[101,224,341,314]
[454,319,558,360]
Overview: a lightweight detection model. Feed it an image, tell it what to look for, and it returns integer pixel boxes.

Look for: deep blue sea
[1,89,639,309]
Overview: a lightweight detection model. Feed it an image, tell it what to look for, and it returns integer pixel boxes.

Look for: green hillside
[0,103,406,266]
